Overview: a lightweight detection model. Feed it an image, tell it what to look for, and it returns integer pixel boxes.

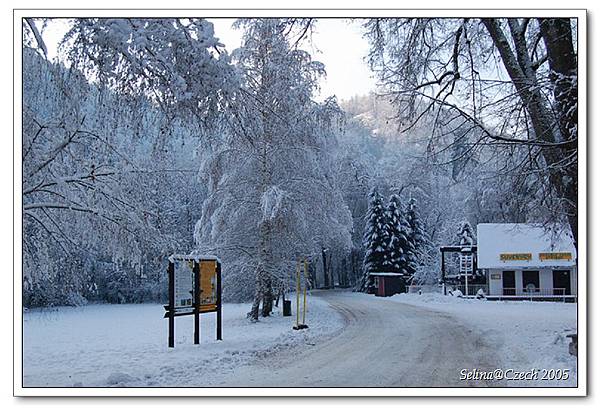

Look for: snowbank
[379,292,578,387]
[23,293,343,387]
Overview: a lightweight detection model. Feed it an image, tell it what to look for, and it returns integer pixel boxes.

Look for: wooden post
[193,261,200,345]
[216,261,222,340]
[302,259,308,325]
[465,261,469,297]
[296,262,301,328]
[168,261,175,348]
[441,249,447,296]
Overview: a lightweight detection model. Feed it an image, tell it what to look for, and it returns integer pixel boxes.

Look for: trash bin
[283,299,292,316]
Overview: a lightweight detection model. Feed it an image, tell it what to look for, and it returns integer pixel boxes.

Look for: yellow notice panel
[200,260,218,309]
[539,252,572,261]
[499,253,532,261]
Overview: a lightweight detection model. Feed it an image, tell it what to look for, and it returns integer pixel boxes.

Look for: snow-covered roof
[477,223,576,269]
[168,254,221,263]
[369,272,406,277]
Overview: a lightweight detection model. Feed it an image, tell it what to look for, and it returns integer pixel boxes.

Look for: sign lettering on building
[539,252,572,261]
[499,253,532,261]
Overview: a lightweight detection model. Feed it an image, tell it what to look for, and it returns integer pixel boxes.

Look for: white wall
[486,267,577,296]
[540,269,553,292]
[488,269,503,295]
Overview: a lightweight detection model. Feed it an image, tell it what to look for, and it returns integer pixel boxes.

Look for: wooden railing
[501,287,566,297]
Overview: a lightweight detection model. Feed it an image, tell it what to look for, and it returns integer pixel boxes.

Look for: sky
[210,18,377,101]
[38,18,378,102]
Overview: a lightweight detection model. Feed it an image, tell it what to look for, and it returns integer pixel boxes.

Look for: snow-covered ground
[378,292,578,387]
[23,294,343,387]
[23,290,577,388]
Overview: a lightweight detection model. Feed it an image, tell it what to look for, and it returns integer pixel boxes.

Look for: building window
[522,271,540,293]
[502,271,516,295]
[552,270,571,295]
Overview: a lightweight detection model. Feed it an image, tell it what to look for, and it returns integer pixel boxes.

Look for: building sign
[499,253,532,261]
[459,254,473,275]
[174,260,194,308]
[490,274,501,280]
[539,252,572,261]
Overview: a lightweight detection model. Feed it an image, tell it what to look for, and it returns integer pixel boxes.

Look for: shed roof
[369,272,406,277]
[168,253,221,263]
[477,223,576,269]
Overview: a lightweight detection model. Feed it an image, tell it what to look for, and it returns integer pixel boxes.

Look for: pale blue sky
[210,18,377,101]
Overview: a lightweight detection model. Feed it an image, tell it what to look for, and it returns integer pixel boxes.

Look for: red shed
[370,272,407,297]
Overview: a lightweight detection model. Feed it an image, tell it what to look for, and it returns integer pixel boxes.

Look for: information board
[200,260,218,311]
[166,255,222,348]
[174,260,194,308]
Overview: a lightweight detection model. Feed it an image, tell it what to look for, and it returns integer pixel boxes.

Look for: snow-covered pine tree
[456,220,476,246]
[358,189,388,292]
[404,197,426,278]
[383,194,410,275]
[452,220,476,280]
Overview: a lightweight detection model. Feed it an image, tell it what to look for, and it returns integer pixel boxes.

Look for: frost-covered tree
[404,197,426,278]
[62,18,236,123]
[364,18,578,249]
[358,189,388,292]
[382,194,410,275]
[22,21,211,306]
[194,19,352,319]
[456,220,476,246]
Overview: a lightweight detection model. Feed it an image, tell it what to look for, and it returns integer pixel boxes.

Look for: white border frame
[13,8,587,397]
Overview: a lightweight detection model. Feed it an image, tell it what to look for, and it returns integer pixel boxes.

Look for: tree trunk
[321,247,329,289]
[261,273,274,317]
[248,286,261,321]
[539,18,578,250]
[483,18,578,250]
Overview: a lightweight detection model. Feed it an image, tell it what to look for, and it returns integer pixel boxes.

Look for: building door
[522,271,540,294]
[553,270,571,295]
[502,271,516,295]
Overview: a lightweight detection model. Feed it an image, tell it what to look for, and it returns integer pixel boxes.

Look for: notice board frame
[165,254,222,348]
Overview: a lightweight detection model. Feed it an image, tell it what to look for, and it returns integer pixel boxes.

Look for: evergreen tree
[383,194,411,275]
[453,220,476,281]
[405,197,426,277]
[358,189,388,292]
[456,220,476,246]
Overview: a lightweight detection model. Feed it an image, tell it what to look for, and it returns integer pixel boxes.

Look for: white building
[477,223,577,300]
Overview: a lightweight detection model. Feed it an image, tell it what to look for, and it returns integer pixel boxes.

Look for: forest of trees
[22,18,578,318]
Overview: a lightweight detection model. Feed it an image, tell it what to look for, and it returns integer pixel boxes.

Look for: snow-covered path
[222,291,501,387]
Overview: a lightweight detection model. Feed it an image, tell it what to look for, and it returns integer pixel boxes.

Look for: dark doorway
[502,271,516,295]
[522,271,540,293]
[553,270,571,295]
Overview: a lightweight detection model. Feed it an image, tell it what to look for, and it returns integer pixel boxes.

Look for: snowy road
[222,291,501,387]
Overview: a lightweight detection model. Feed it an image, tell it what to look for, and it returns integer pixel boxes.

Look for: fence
[500,287,567,299]
[449,284,488,297]
[408,284,568,300]
[407,285,443,295]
